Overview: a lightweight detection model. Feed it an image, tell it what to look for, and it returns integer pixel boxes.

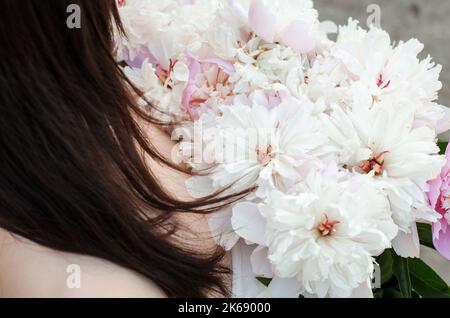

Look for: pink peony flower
[182,53,235,121]
[427,143,450,260]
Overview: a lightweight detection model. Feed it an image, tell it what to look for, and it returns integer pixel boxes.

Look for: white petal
[248,0,277,42]
[392,223,421,258]
[250,246,273,277]
[266,276,302,298]
[232,202,267,246]
[208,207,240,251]
[279,20,316,54]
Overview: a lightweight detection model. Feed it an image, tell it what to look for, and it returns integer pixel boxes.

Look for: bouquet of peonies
[116,0,450,298]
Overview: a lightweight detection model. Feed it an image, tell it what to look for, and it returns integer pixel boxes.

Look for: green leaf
[409,258,450,298]
[417,223,435,249]
[438,140,448,155]
[376,249,394,285]
[411,290,421,298]
[382,287,403,298]
[256,277,271,287]
[392,253,412,298]
[373,288,384,298]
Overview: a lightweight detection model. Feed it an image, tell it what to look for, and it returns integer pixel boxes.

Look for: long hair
[0,0,240,298]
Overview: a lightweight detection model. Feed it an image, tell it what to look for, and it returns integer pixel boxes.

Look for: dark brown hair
[0,0,240,297]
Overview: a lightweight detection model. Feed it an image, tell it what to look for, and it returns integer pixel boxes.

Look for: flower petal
[248,0,277,43]
[392,223,420,258]
[232,202,267,246]
[279,20,316,54]
[433,224,450,260]
[251,246,273,277]
[266,276,302,298]
[208,207,240,251]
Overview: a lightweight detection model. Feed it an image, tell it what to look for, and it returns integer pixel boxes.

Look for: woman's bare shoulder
[0,229,166,298]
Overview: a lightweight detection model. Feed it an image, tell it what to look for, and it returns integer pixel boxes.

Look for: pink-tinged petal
[232,202,267,246]
[426,142,450,260]
[147,40,172,70]
[186,51,235,75]
[279,20,316,54]
[127,46,155,68]
[267,95,282,109]
[427,178,443,209]
[439,160,450,181]
[443,144,450,175]
[433,219,443,241]
[181,84,199,121]
[207,207,240,251]
[182,52,235,121]
[392,223,420,258]
[185,53,202,81]
[226,0,249,25]
[250,246,273,278]
[249,0,277,43]
[181,55,203,121]
[250,90,269,107]
[433,225,450,260]
[198,57,235,75]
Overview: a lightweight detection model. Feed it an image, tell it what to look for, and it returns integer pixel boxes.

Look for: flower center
[189,66,233,108]
[359,151,389,176]
[256,145,274,165]
[304,75,310,85]
[376,74,391,89]
[317,215,340,237]
[155,59,178,86]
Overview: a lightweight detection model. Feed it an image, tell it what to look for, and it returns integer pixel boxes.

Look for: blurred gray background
[314,0,450,107]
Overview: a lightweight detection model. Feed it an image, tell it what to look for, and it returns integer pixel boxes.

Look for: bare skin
[0,123,230,298]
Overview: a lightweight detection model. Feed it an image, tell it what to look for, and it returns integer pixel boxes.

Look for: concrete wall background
[314,0,450,107]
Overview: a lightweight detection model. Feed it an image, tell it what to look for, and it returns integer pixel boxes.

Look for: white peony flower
[122,59,189,122]
[117,0,219,69]
[232,172,397,298]
[228,37,311,101]
[186,97,328,199]
[304,53,351,112]
[323,100,443,242]
[331,19,443,110]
